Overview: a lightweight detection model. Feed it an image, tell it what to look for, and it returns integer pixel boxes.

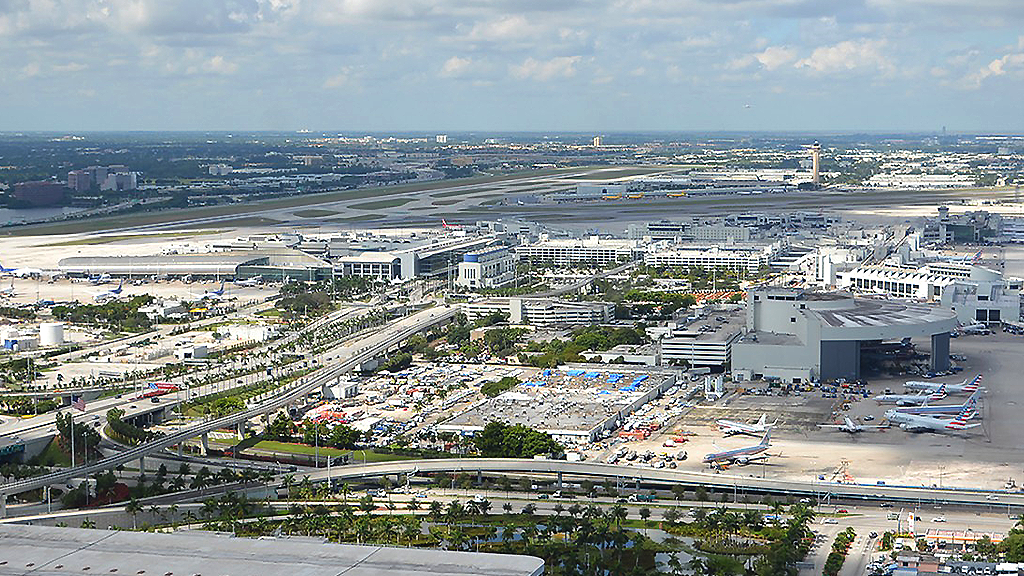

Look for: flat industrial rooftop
[0,525,545,576]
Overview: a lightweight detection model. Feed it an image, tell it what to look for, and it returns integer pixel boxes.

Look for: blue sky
[1,0,1022,132]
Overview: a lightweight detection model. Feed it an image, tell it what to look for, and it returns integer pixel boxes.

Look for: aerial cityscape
[1,2,1024,576]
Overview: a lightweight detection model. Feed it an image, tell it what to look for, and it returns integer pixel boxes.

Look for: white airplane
[234,276,262,287]
[937,249,983,265]
[896,390,981,419]
[703,432,771,466]
[93,281,125,302]
[960,323,991,335]
[819,416,887,434]
[874,385,946,406]
[202,281,227,300]
[0,282,14,297]
[0,262,42,277]
[905,374,983,395]
[884,407,979,434]
[717,414,777,437]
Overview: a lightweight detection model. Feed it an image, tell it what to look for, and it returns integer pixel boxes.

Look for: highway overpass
[0,306,457,511]
[295,458,1024,510]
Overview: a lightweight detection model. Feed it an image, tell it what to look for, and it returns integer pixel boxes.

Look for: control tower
[812,141,821,185]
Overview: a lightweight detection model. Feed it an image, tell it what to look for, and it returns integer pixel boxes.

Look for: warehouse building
[58,249,332,281]
[731,288,958,383]
[438,368,676,444]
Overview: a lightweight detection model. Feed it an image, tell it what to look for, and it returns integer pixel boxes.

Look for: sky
[1,0,1023,132]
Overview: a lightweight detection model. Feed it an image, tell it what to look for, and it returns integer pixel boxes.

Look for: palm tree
[553,503,565,516]
[125,498,143,530]
[407,498,421,512]
[639,507,651,534]
[340,483,351,504]
[502,502,513,514]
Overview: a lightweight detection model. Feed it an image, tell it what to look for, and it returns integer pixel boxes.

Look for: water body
[0,206,86,225]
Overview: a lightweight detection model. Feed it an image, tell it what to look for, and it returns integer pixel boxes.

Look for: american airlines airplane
[905,374,983,395]
[717,414,777,437]
[819,417,887,434]
[884,407,979,433]
[895,390,981,419]
[703,432,771,466]
[874,384,946,406]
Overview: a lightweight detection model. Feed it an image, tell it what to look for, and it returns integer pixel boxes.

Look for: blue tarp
[542,369,553,377]
[632,375,648,384]
[584,372,601,379]
[608,374,624,383]
[566,369,585,377]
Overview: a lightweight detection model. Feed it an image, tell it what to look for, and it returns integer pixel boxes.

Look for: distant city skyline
[1,1,1022,132]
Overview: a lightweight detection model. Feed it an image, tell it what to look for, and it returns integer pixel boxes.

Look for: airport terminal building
[731,288,958,383]
[58,249,333,281]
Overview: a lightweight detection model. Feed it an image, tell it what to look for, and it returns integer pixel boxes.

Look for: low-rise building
[460,298,614,327]
[515,236,639,267]
[456,245,515,289]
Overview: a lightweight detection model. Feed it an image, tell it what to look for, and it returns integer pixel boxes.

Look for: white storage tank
[39,323,64,347]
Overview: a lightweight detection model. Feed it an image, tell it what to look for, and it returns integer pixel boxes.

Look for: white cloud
[201,55,238,75]
[755,46,797,70]
[966,51,1024,86]
[468,15,532,41]
[323,68,353,88]
[511,56,580,80]
[440,55,474,78]
[795,39,891,73]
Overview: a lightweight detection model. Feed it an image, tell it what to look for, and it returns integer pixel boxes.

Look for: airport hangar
[730,288,958,383]
[57,249,333,281]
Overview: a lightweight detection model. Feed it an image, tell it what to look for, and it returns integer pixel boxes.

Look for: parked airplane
[959,323,991,335]
[0,282,14,297]
[442,219,463,230]
[819,417,888,434]
[93,281,124,302]
[703,432,771,466]
[905,374,983,395]
[937,250,983,265]
[0,262,42,277]
[89,273,113,285]
[717,414,777,437]
[234,276,262,287]
[896,390,981,419]
[883,407,979,433]
[202,281,227,299]
[874,385,946,406]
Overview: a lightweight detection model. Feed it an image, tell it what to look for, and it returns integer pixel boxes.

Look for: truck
[628,493,656,502]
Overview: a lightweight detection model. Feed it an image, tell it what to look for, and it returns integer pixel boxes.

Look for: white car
[932,516,946,522]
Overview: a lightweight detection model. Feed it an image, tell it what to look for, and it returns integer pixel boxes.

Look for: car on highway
[932,516,945,522]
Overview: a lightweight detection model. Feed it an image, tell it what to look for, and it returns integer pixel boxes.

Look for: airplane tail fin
[757,414,766,427]
[760,431,771,446]
[964,374,983,392]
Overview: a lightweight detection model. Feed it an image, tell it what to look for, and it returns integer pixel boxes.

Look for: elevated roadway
[296,458,1024,510]
[0,306,457,507]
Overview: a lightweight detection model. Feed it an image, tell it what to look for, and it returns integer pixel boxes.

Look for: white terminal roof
[0,525,544,576]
